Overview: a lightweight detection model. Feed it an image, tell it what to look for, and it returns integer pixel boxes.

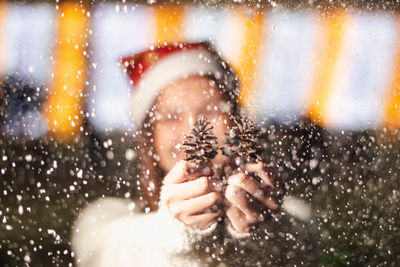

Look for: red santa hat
[121,41,238,126]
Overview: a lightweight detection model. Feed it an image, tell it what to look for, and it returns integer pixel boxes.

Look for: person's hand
[224,162,281,233]
[162,160,223,230]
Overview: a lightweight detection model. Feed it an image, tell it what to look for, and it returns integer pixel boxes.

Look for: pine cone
[180,117,219,167]
[222,115,262,164]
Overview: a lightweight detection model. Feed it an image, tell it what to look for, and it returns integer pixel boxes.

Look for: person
[71,42,317,266]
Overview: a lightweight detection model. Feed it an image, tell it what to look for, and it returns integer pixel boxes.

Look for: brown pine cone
[222,115,262,167]
[180,117,219,172]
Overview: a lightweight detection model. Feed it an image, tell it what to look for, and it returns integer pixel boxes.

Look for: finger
[177,192,222,216]
[227,172,262,196]
[256,171,274,188]
[226,205,249,233]
[225,185,258,223]
[244,162,274,187]
[244,161,263,172]
[227,173,278,211]
[181,211,223,230]
[164,176,211,202]
[163,160,188,185]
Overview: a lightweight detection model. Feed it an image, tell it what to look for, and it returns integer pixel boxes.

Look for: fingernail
[267,200,278,210]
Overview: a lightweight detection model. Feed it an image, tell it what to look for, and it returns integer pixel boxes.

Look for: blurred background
[1,0,400,266]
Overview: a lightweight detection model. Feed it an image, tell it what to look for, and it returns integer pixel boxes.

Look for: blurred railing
[1,2,400,141]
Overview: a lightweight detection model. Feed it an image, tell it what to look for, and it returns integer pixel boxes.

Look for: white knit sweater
[71,192,317,267]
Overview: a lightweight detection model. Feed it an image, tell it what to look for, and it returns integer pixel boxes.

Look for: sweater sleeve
[71,196,217,267]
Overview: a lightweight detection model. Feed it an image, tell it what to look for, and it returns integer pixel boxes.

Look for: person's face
[150,75,233,172]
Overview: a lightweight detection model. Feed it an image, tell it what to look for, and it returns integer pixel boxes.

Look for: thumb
[163,160,188,185]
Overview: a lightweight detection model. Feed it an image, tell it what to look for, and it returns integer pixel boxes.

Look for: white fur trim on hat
[130,48,223,126]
